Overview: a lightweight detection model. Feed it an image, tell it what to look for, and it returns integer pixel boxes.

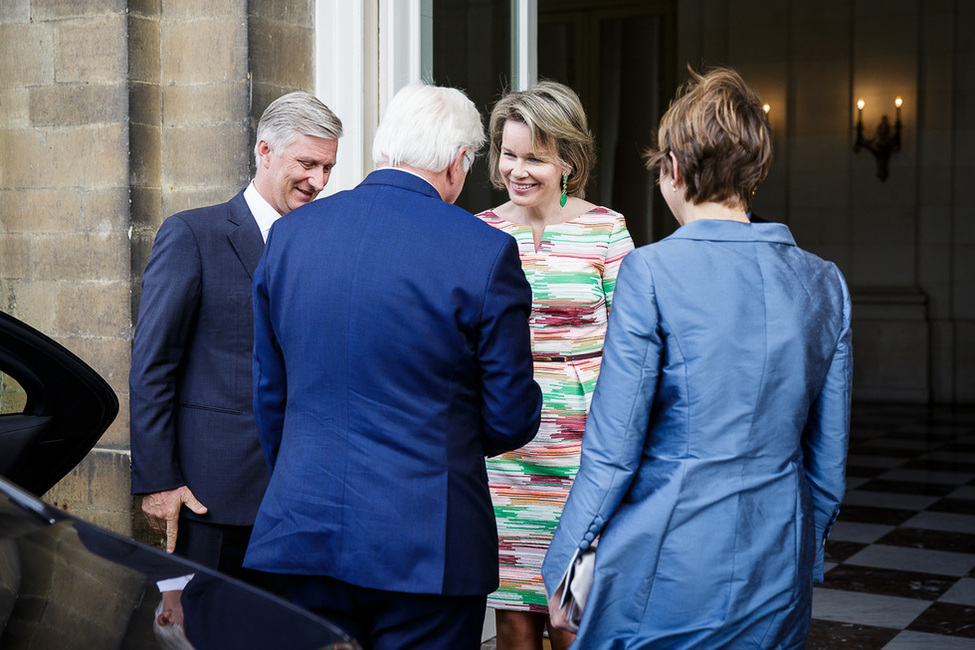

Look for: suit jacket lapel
[226,190,265,279]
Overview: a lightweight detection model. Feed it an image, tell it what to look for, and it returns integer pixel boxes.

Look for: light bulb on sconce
[762,103,770,114]
[854,96,903,182]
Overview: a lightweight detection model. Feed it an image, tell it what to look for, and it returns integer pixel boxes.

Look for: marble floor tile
[822,564,958,600]
[847,454,911,469]
[903,511,975,535]
[808,620,897,650]
[859,438,937,452]
[877,527,975,554]
[930,498,975,515]
[825,540,869,563]
[902,459,975,474]
[853,479,957,496]
[940,578,975,606]
[882,630,975,649]
[839,505,920,526]
[950,486,975,500]
[906,601,975,638]
[812,588,931,629]
[923,451,975,465]
[829,521,896,544]
[845,544,975,577]
[842,490,941,512]
[877,468,975,486]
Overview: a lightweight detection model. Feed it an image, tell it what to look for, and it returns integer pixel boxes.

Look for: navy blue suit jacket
[244,169,542,596]
[130,191,270,526]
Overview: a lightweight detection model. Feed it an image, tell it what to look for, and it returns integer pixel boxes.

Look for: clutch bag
[563,543,597,630]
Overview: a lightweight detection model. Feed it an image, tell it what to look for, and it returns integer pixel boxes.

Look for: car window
[0,372,26,414]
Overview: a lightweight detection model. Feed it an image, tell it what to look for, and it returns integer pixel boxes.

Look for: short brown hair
[488,81,596,198]
[645,67,772,210]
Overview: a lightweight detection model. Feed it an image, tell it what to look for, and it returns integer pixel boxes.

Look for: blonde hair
[645,67,772,210]
[488,81,595,198]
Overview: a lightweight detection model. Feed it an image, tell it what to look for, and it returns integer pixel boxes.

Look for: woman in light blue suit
[542,67,852,649]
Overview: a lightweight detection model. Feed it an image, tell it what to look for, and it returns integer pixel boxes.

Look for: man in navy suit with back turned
[243,83,542,649]
[129,91,343,585]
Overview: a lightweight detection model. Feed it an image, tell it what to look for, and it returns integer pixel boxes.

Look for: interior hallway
[482,403,975,649]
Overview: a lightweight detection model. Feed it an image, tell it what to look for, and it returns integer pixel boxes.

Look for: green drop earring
[560,173,568,207]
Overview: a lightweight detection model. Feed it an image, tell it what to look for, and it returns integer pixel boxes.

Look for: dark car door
[0,310,118,495]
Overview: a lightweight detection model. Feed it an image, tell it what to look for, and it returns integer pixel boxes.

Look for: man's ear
[256,140,273,168]
[446,148,466,184]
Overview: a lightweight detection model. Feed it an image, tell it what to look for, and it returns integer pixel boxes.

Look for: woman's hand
[547,583,578,633]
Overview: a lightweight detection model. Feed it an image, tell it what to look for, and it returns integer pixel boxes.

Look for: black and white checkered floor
[810,403,975,649]
[482,403,975,649]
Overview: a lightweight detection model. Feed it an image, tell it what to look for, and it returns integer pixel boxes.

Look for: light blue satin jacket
[543,220,852,649]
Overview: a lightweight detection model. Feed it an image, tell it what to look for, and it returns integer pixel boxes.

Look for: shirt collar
[243,181,282,243]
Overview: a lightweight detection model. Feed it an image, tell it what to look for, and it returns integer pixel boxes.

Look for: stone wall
[0,0,314,540]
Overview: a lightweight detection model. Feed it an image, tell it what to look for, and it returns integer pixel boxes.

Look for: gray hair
[254,91,343,165]
[372,83,485,173]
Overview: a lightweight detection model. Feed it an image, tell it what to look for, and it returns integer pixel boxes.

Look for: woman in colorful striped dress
[477,81,634,650]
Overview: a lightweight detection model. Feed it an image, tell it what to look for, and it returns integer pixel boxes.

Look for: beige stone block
[161,185,244,218]
[43,449,135,537]
[0,235,33,280]
[3,126,127,190]
[129,81,161,126]
[129,122,161,187]
[29,83,126,127]
[0,0,30,22]
[0,24,55,87]
[128,15,160,84]
[164,0,243,19]
[80,186,129,234]
[56,281,130,338]
[249,0,314,23]
[161,17,247,85]
[0,234,32,278]
[32,0,125,20]
[56,16,127,84]
[249,18,314,89]
[162,124,249,187]
[0,87,29,128]
[128,0,160,19]
[161,82,248,126]
[129,185,162,229]
[30,232,117,282]
[5,281,61,333]
[0,188,84,233]
[57,327,132,390]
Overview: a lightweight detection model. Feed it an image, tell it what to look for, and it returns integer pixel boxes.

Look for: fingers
[179,487,209,516]
[165,513,179,554]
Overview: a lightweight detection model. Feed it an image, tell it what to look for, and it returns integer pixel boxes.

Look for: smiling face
[254,132,339,215]
[498,120,567,210]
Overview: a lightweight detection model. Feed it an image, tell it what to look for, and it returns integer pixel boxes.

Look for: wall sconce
[854,97,902,182]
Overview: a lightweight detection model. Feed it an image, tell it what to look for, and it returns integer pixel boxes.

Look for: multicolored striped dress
[477,206,634,612]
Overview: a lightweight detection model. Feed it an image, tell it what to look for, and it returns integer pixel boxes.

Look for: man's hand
[142,486,208,553]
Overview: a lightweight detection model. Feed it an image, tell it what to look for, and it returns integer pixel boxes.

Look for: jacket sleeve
[542,252,661,594]
[129,216,201,495]
[477,236,542,457]
[801,265,853,582]
[251,235,287,470]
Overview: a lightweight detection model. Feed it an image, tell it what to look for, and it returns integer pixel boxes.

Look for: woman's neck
[674,201,749,226]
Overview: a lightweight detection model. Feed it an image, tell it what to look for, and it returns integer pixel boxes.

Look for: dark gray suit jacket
[130,190,269,526]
